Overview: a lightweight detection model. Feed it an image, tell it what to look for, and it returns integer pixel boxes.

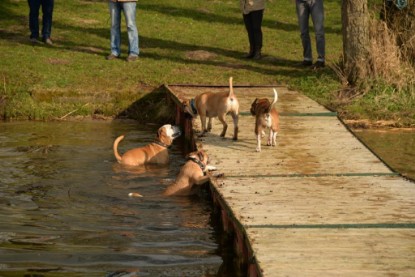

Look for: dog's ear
[157,127,163,138]
[197,151,204,161]
[250,98,259,115]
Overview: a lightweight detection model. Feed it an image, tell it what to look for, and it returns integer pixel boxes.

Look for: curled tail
[113,135,125,163]
[271,88,279,107]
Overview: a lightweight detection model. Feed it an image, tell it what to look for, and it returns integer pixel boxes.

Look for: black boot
[244,46,254,59]
[252,49,262,60]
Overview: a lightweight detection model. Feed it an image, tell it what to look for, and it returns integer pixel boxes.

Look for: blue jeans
[109,2,139,56]
[28,0,54,39]
[296,0,325,62]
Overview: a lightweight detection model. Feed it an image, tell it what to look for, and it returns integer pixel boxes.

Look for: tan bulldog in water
[113,124,181,166]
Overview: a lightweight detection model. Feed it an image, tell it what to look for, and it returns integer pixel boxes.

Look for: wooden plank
[248,228,415,277]
[167,85,330,114]
[214,176,415,226]
[198,116,392,176]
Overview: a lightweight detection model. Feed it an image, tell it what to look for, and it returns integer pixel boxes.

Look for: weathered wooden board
[198,116,392,176]
[215,176,415,226]
[167,85,330,114]
[249,228,415,277]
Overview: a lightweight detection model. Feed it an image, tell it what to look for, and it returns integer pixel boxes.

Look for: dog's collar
[190,98,198,115]
[187,156,206,171]
[153,140,170,149]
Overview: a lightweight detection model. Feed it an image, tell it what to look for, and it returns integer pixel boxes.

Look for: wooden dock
[165,85,415,276]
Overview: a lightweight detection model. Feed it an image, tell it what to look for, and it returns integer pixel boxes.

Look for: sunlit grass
[0,0,413,126]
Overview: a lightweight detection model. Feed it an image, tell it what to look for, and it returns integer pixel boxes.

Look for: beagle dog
[250,89,279,152]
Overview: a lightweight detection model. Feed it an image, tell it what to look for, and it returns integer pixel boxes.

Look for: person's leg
[109,1,122,57]
[250,9,264,59]
[310,0,325,63]
[296,0,312,63]
[122,2,139,57]
[28,0,41,39]
[41,0,54,42]
[243,13,255,58]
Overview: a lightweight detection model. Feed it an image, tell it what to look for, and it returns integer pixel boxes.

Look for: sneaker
[313,61,325,69]
[30,37,39,44]
[301,60,313,67]
[43,38,53,46]
[126,54,138,62]
[106,54,119,60]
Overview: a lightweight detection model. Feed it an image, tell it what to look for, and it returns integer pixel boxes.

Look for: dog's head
[157,124,182,145]
[182,99,197,118]
[250,98,271,116]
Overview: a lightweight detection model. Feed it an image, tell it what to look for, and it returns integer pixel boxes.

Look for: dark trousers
[243,9,264,52]
[28,0,54,39]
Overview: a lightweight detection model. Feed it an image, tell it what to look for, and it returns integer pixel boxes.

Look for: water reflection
[353,128,415,180]
[0,120,222,276]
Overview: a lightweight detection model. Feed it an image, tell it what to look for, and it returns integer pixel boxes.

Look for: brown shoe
[106,54,119,60]
[126,54,138,62]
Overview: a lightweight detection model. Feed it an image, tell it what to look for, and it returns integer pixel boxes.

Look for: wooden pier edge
[164,84,263,276]
[163,84,415,276]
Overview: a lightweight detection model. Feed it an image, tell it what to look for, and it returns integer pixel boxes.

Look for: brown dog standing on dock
[183,77,239,140]
[250,89,279,152]
[113,124,181,166]
[163,149,218,196]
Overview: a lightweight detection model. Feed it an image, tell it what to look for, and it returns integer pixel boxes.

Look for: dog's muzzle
[171,125,182,138]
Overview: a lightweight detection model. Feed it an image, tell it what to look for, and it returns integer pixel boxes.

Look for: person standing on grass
[28,0,54,45]
[107,0,139,62]
[240,0,265,60]
[295,0,326,68]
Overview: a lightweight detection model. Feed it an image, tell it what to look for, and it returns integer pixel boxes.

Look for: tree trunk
[341,0,372,85]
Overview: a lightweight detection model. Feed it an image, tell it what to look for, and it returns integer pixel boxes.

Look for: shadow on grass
[140,2,340,33]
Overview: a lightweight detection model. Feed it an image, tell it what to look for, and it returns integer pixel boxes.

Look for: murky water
[0,120,224,276]
[353,128,415,180]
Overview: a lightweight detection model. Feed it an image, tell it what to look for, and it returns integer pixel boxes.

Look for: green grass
[0,0,413,126]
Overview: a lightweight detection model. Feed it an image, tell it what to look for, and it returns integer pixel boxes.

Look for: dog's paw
[256,147,261,152]
[206,165,217,171]
[212,172,224,178]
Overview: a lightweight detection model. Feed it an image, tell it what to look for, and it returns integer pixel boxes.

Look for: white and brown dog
[250,89,280,152]
[163,149,218,196]
[113,124,181,166]
[183,77,239,140]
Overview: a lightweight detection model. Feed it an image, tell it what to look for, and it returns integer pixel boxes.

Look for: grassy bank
[0,0,413,126]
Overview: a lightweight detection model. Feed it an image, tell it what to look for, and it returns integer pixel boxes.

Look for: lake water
[1,120,413,277]
[353,128,415,180]
[0,120,225,276]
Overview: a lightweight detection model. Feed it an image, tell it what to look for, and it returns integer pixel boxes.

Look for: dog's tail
[271,88,279,107]
[228,77,235,98]
[113,135,125,163]
[128,192,143,198]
